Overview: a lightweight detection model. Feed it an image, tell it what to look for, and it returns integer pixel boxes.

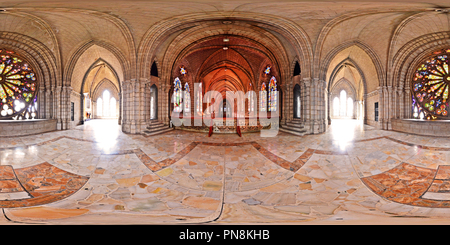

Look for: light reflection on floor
[2,118,450,224]
[330,119,362,150]
[84,119,120,154]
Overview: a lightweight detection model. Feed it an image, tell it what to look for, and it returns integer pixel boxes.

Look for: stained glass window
[0,50,38,120]
[173,77,182,112]
[412,48,450,120]
[268,76,277,112]
[180,66,187,76]
[264,66,271,75]
[260,82,267,112]
[184,82,190,112]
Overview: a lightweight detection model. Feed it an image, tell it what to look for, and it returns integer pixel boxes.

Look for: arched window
[95,90,117,118]
[347,97,353,117]
[110,97,116,117]
[412,48,450,120]
[293,84,301,118]
[268,76,277,112]
[340,90,347,117]
[0,50,38,120]
[184,83,190,112]
[151,61,158,77]
[97,97,103,116]
[103,90,110,117]
[260,82,267,112]
[333,97,340,117]
[173,77,182,112]
[293,61,301,76]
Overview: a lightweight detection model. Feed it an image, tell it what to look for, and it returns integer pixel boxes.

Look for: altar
[173,116,278,137]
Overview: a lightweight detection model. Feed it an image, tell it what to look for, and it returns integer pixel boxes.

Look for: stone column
[118,91,122,125]
[405,88,411,119]
[54,86,62,130]
[62,86,73,130]
[136,78,146,133]
[281,83,287,125]
[38,86,45,119]
[318,79,327,133]
[45,88,52,119]
[398,87,405,119]
[387,86,393,130]
[377,86,383,129]
[121,80,130,133]
[161,83,169,125]
[302,78,311,133]
[129,79,137,134]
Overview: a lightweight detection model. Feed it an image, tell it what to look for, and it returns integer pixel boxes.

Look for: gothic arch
[0,32,60,121]
[137,11,313,80]
[390,31,450,90]
[319,40,384,89]
[91,78,120,102]
[80,58,121,95]
[64,40,128,89]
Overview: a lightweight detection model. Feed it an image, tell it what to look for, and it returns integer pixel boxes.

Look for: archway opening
[150,84,158,120]
[293,84,301,118]
[167,35,282,133]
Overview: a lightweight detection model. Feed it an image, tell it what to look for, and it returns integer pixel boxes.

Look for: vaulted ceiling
[0,0,449,93]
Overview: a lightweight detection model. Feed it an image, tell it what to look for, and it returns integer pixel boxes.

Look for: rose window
[0,50,38,120]
[412,48,450,120]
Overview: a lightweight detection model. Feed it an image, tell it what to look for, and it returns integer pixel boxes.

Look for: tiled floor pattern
[1,119,450,224]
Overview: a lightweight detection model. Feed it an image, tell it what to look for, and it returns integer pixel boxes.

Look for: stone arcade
[0,0,450,225]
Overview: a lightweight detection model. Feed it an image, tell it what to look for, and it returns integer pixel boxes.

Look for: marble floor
[1,118,450,225]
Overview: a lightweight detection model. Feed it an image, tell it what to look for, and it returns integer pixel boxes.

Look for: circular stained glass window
[0,49,38,119]
[412,48,450,120]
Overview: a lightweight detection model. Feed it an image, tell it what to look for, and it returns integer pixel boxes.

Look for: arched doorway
[150,84,158,120]
[293,84,301,118]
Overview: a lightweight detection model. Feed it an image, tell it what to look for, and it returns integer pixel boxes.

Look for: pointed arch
[151,60,159,77]
[293,61,301,76]
[64,40,128,89]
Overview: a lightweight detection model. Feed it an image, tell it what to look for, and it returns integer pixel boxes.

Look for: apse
[167,35,281,134]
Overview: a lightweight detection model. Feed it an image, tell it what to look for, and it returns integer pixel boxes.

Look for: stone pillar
[38,87,45,119]
[54,86,61,130]
[377,86,383,129]
[398,87,405,119]
[405,88,411,119]
[121,80,130,133]
[302,78,311,133]
[162,83,169,125]
[129,79,137,134]
[387,86,393,130]
[80,92,85,124]
[45,88,52,119]
[62,86,73,130]
[118,91,122,125]
[318,79,327,133]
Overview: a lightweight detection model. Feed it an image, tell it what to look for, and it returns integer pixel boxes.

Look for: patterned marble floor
[1,118,450,224]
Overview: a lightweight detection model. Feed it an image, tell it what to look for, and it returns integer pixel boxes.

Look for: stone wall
[391,119,450,137]
[0,119,58,137]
